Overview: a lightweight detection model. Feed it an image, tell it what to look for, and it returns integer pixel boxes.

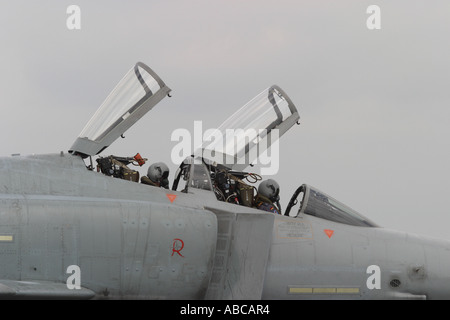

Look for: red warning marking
[166,194,177,203]
[324,229,334,238]
[172,238,184,257]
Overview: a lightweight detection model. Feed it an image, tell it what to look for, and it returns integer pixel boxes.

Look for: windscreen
[302,186,378,227]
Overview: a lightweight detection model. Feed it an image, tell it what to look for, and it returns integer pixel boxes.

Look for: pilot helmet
[258,179,280,202]
[148,162,169,183]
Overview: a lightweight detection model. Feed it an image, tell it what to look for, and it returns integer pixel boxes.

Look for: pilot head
[258,179,280,203]
[148,162,170,189]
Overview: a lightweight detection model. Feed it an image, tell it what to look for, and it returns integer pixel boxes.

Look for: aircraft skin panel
[204,209,274,299]
[262,214,450,300]
[0,197,217,299]
[0,154,218,299]
[2,153,450,299]
[223,213,273,299]
[0,280,95,299]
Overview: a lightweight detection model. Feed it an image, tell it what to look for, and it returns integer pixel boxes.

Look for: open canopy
[196,85,299,171]
[69,62,171,157]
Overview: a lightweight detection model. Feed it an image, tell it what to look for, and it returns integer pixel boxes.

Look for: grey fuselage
[0,153,449,299]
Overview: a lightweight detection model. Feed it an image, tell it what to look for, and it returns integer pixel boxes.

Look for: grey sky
[1,1,450,240]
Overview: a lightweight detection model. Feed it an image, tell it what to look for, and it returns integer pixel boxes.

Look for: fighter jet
[0,62,449,300]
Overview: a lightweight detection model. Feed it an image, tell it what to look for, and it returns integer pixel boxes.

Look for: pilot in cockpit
[141,162,170,189]
[254,179,282,215]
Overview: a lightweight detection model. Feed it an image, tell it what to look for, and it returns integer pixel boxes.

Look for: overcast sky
[1,1,450,240]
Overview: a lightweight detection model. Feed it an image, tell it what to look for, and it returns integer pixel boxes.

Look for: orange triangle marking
[166,194,177,203]
[324,229,334,238]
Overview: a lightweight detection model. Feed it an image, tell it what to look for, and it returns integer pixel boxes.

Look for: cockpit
[168,157,377,227]
[69,62,378,229]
